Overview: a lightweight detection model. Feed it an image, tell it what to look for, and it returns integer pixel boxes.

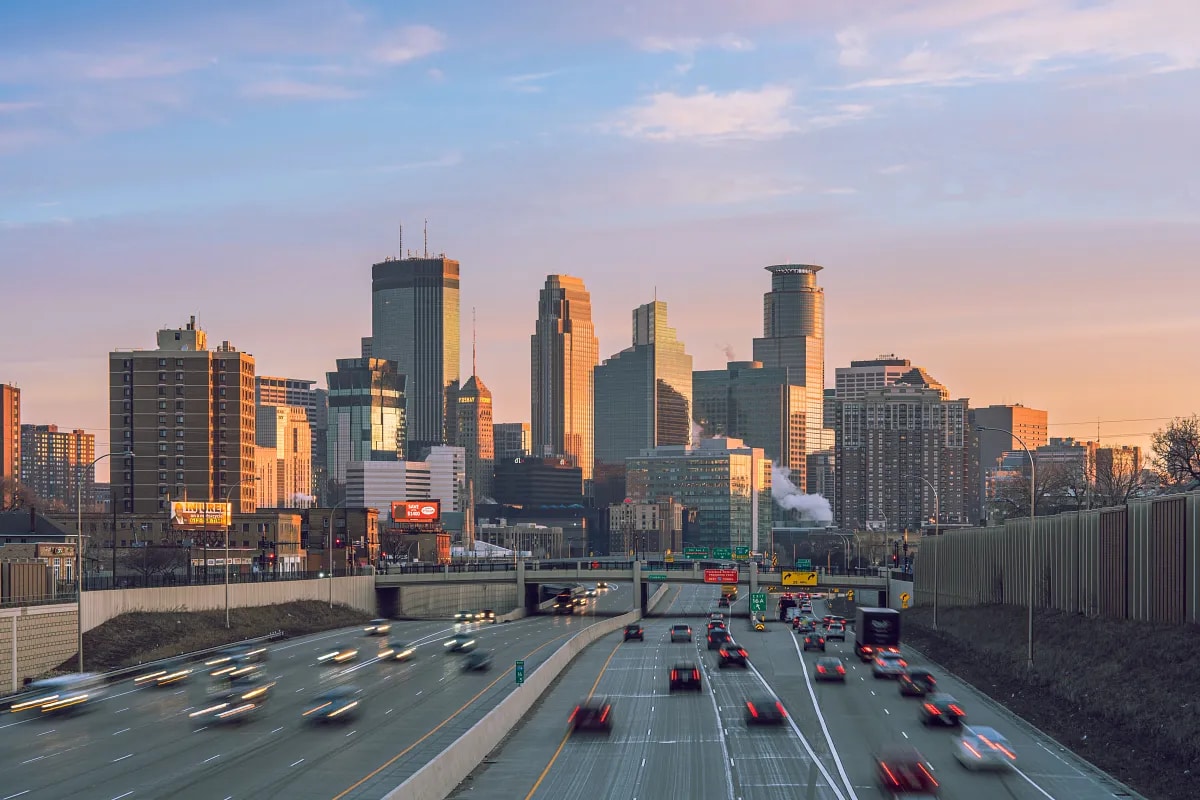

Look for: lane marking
[290,758,305,767]
[110,793,134,800]
[1011,766,1058,798]
[36,729,55,736]
[702,662,736,800]
[3,791,31,799]
[112,728,131,735]
[112,754,133,763]
[202,754,220,764]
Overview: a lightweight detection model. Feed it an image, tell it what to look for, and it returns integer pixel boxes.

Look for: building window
[177,457,184,466]
[176,430,185,439]
[176,359,183,367]
[175,372,184,381]
[159,443,168,452]
[176,400,183,410]
[176,443,184,452]
[176,387,185,396]
[158,372,166,381]
[125,387,133,397]
[176,472,184,481]
[158,387,165,396]
[159,429,167,438]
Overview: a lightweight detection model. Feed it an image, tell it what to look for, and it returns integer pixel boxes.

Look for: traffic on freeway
[456,584,1135,800]
[0,582,630,800]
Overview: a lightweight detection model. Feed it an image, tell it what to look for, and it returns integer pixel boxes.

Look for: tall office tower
[973,404,1049,506]
[1,384,19,504]
[20,425,96,510]
[493,422,530,461]
[371,255,460,458]
[109,317,257,515]
[255,445,280,508]
[325,358,406,484]
[531,275,599,480]
[594,300,693,472]
[360,337,373,359]
[834,355,915,400]
[426,445,466,513]
[751,265,830,457]
[451,375,495,503]
[255,405,313,507]
[256,376,323,498]
[837,372,979,531]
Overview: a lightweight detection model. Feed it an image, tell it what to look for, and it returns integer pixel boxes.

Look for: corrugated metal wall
[912,490,1200,626]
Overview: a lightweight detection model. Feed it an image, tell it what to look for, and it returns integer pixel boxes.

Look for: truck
[854,607,900,663]
[553,589,576,615]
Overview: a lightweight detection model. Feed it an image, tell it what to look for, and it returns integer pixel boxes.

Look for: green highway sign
[796,558,812,570]
[749,592,767,613]
[515,660,525,685]
[733,546,750,559]
[683,546,709,559]
[713,547,733,560]
[645,573,668,581]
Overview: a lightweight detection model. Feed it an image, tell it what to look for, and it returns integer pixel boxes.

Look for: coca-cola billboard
[391,499,442,523]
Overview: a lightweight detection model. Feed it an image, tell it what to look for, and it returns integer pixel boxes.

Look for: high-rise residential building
[973,404,1049,507]
[325,358,406,484]
[346,461,431,521]
[109,317,257,515]
[1,384,20,503]
[426,445,466,513]
[625,437,773,553]
[255,377,324,500]
[255,405,313,507]
[255,445,280,508]
[594,300,693,472]
[834,355,915,400]
[692,360,807,479]
[370,256,460,457]
[531,275,599,480]
[493,422,530,461]
[450,375,494,503]
[19,425,96,510]
[837,371,979,531]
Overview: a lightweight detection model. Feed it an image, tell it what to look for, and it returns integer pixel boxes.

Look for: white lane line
[112,754,133,763]
[271,727,284,734]
[3,790,31,799]
[385,709,393,715]
[901,731,909,739]
[883,708,890,715]
[290,758,305,767]
[701,668,737,800]
[19,756,44,765]
[112,727,131,735]
[784,636,859,800]
[36,729,55,736]
[345,730,356,737]
[1011,766,1057,798]
[1036,741,1087,777]
[110,792,134,800]
[115,707,131,713]
[202,754,220,764]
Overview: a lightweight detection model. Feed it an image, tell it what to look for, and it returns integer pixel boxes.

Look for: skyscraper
[451,375,494,503]
[325,358,406,485]
[255,405,313,507]
[973,404,1049,508]
[1,384,18,503]
[20,425,96,511]
[109,317,257,515]
[531,275,599,480]
[371,255,460,458]
[594,300,693,471]
[493,423,530,461]
[256,375,325,499]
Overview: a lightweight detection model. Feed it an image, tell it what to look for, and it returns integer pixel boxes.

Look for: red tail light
[880,763,900,787]
[599,705,609,722]
[670,670,678,681]
[836,666,845,674]
[775,702,786,717]
[923,703,938,715]
[949,704,965,716]
[817,666,826,673]
[746,702,758,717]
[568,706,578,722]
[918,763,939,786]
[692,670,700,680]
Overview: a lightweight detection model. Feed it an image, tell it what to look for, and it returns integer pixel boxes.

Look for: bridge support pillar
[749,561,759,624]
[516,559,526,611]
[633,560,643,615]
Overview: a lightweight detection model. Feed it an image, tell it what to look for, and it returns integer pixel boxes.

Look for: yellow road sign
[846,590,854,601]
[665,554,674,562]
[900,592,911,603]
[830,588,839,595]
[781,570,818,587]
[901,599,909,609]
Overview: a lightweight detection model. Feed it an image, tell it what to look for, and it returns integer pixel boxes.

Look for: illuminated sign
[170,501,233,529]
[391,499,442,523]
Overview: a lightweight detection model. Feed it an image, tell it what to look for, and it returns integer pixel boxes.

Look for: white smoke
[771,466,833,521]
[722,343,737,361]
[290,493,317,508]
[691,421,704,447]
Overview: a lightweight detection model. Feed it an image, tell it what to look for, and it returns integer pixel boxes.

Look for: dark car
[569,697,613,732]
[717,644,749,668]
[802,633,826,652]
[462,650,493,672]
[623,624,644,642]
[480,609,497,624]
[898,668,937,697]
[379,641,416,662]
[669,663,702,692]
[707,629,733,650]
[876,746,939,797]
[189,672,274,726]
[793,617,815,633]
[671,624,693,642]
[705,619,726,634]
[717,596,731,608]
[363,619,391,636]
[919,693,966,727]
[443,632,477,653]
[814,656,846,682]
[744,696,787,725]
[302,686,361,724]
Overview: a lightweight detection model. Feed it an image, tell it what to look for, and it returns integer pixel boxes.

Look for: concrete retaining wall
[1,604,77,692]
[396,584,519,619]
[81,577,377,632]
[388,585,668,800]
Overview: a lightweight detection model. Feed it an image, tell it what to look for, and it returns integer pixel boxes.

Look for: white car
[11,673,106,714]
[954,726,1018,770]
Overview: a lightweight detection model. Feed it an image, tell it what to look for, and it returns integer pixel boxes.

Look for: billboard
[391,499,442,523]
[169,501,232,529]
[703,569,739,584]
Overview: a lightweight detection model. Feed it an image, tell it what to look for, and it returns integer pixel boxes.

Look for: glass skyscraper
[325,358,406,484]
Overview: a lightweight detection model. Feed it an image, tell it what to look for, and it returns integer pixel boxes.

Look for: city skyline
[3,1,1198,478]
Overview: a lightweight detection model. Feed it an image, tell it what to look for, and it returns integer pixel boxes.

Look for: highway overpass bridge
[374,560,889,616]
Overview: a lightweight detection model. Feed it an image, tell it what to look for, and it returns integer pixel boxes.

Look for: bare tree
[992,458,1080,517]
[0,477,39,512]
[1152,415,1200,487]
[1094,448,1143,507]
[119,546,184,578]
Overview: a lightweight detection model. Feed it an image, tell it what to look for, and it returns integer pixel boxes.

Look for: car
[706,611,725,621]
[379,640,416,661]
[133,659,194,688]
[569,697,613,732]
[364,619,391,636]
[10,673,106,714]
[623,624,644,642]
[954,726,1017,770]
[189,673,274,726]
[814,656,846,682]
[584,586,598,597]
[205,644,269,675]
[480,609,497,624]
[717,644,749,668]
[668,663,702,691]
[825,623,846,641]
[873,651,908,679]
[707,629,732,650]
[596,581,609,590]
[793,617,815,633]
[800,604,813,613]
[744,696,787,725]
[876,746,940,797]
[898,668,937,697]
[705,619,726,634]
[316,643,360,665]
[919,693,966,727]
[822,615,835,628]
[717,596,731,608]
[443,632,477,653]
[302,685,361,723]
[671,624,693,642]
[802,633,826,652]
[573,596,588,607]
[454,610,475,622]
[462,650,494,671]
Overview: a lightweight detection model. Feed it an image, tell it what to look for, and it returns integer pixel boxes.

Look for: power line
[1049,416,1178,426]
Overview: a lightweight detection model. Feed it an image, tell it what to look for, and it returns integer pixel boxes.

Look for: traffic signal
[892,553,899,565]
[334,535,346,549]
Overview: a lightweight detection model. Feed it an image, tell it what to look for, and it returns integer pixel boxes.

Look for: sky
[2,0,1198,481]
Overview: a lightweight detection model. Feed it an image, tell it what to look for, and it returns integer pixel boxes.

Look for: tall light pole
[977,425,1036,669]
[75,450,132,672]
[328,499,348,609]
[914,476,940,631]
[223,476,260,629]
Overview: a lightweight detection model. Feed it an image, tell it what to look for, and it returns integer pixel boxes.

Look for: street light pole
[329,499,348,609]
[77,451,131,673]
[915,476,940,631]
[224,476,260,629]
[977,425,1036,669]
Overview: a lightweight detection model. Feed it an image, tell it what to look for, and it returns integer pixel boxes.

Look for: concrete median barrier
[387,584,668,800]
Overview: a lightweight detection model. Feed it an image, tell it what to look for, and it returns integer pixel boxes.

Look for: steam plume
[721,343,737,361]
[771,466,833,521]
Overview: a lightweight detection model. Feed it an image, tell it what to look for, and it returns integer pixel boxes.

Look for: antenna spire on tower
[424,218,428,257]
[472,307,477,378]
[399,221,403,258]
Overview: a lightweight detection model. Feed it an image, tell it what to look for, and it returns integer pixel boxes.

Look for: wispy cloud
[613,85,796,142]
[835,27,870,67]
[241,79,361,100]
[638,33,754,55]
[370,25,446,65]
[879,163,911,175]
[378,152,463,172]
[505,71,557,93]
[0,101,43,113]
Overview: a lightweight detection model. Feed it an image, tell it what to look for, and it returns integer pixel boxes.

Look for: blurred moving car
[133,660,194,688]
[10,673,106,714]
[705,619,726,634]
[814,656,846,682]
[363,619,392,636]
[802,633,826,652]
[462,650,493,671]
[919,693,966,727]
[596,581,609,590]
[316,643,360,665]
[189,672,274,726]
[876,747,939,797]
[953,726,1017,770]
[825,623,847,641]
[898,668,937,697]
[744,696,787,725]
[623,624,644,641]
[480,609,497,624]
[717,644,748,668]
[454,610,475,622]
[717,596,731,608]
[379,641,416,661]
[443,632,477,653]
[206,644,269,676]
[707,629,733,650]
[584,585,598,597]
[668,663,702,692]
[302,685,361,724]
[873,651,908,679]
[569,697,612,732]
[671,624,693,642]
[706,612,725,622]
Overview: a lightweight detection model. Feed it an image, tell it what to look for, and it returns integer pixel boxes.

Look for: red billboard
[391,499,442,523]
[704,569,739,584]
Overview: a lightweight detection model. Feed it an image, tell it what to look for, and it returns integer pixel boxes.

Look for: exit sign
[515,660,525,685]
[646,573,667,581]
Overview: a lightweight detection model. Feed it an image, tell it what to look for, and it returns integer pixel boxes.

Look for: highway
[0,584,633,800]
[456,584,1133,800]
